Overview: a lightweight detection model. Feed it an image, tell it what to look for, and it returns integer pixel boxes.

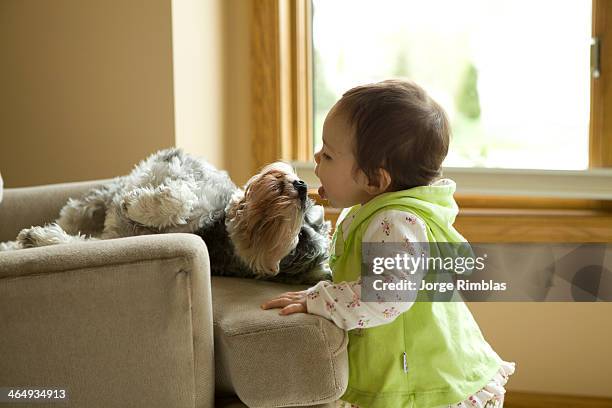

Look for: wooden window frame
[590,0,612,169]
[251,0,612,242]
[251,0,312,171]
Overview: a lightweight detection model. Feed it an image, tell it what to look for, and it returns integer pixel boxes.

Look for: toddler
[261,80,515,408]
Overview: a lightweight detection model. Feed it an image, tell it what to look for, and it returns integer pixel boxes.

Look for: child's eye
[322,153,332,160]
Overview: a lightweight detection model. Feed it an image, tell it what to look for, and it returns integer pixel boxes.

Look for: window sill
[298,161,612,212]
[308,189,612,216]
[308,188,612,242]
[306,164,612,243]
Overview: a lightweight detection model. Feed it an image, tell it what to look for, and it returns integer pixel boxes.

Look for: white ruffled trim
[334,360,516,408]
[447,360,516,408]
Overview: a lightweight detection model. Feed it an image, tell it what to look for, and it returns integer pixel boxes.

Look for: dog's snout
[292,180,307,197]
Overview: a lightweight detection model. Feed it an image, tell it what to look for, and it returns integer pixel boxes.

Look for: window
[312,0,592,171]
[250,0,612,201]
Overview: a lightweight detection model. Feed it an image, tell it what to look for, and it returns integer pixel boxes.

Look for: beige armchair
[0,179,348,408]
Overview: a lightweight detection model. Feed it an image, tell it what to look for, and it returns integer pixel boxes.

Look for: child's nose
[314,150,321,164]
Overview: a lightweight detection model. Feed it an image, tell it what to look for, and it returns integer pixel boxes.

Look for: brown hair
[335,79,450,191]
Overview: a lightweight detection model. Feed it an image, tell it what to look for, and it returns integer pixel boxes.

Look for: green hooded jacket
[331,179,502,408]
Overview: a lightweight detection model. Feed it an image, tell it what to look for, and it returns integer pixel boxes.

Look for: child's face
[314,106,374,208]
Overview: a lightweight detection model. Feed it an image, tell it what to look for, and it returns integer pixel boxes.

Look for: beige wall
[0,0,251,188]
[222,0,253,187]
[171,0,225,170]
[0,0,176,188]
[470,302,612,398]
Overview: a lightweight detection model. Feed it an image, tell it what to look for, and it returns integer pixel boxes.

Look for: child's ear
[357,168,392,195]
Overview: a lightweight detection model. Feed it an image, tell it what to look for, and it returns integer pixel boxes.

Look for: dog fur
[0,148,332,285]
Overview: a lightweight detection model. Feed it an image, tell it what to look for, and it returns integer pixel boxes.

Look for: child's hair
[334,79,450,191]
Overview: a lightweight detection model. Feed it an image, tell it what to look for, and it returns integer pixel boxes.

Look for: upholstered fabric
[213,276,348,407]
[0,178,114,242]
[216,395,337,408]
[0,233,215,408]
[0,179,349,407]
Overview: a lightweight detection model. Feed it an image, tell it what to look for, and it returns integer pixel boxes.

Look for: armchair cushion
[212,276,348,407]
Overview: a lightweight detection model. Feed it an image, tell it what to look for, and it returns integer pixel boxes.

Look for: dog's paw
[0,240,22,251]
[17,226,44,248]
[121,182,199,228]
[16,223,81,248]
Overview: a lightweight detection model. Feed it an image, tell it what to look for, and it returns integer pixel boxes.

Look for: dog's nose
[292,180,307,198]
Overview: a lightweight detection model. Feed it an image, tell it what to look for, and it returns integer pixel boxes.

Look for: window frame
[251,0,312,172]
[590,0,612,169]
[251,0,612,212]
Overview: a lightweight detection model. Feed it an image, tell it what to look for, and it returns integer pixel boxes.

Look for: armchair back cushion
[0,179,113,242]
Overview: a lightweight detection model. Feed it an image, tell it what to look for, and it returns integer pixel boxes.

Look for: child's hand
[260,290,308,315]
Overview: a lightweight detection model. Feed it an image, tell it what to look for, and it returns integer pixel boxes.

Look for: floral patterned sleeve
[305,210,429,330]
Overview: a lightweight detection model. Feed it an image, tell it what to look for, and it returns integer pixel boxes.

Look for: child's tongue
[318,185,327,199]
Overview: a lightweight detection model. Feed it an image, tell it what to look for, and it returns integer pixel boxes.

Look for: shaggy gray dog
[0,148,332,285]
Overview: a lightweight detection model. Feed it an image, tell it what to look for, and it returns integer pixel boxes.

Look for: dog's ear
[226,188,303,279]
[248,216,296,278]
[226,192,284,278]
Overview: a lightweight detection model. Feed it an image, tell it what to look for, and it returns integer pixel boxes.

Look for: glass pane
[312,0,592,170]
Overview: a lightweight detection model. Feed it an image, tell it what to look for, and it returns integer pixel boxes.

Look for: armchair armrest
[0,178,114,242]
[0,233,214,408]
